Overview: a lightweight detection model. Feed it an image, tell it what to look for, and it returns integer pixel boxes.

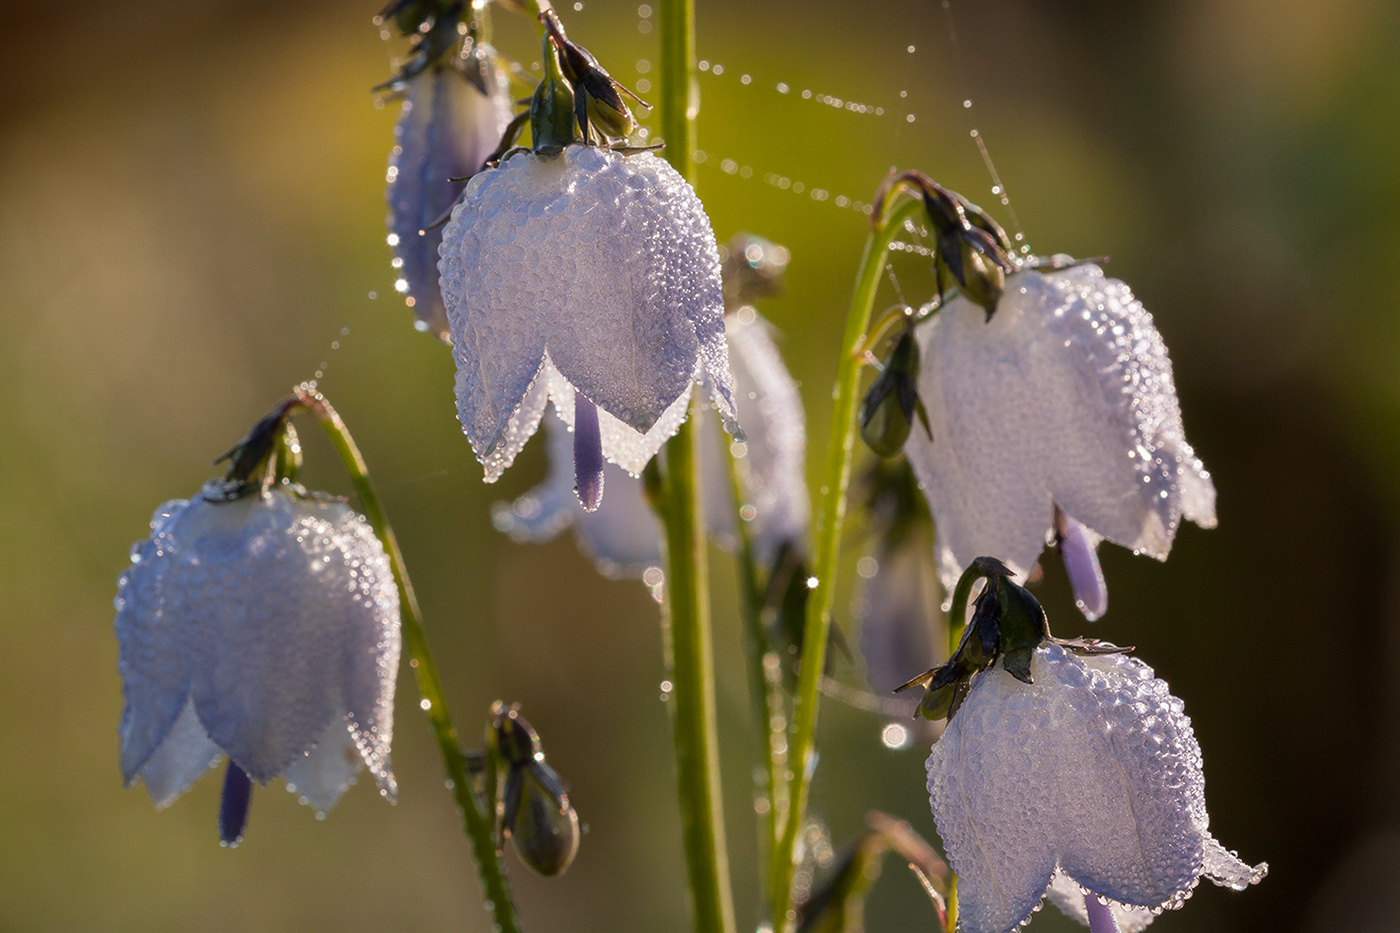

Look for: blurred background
[2,0,1397,929]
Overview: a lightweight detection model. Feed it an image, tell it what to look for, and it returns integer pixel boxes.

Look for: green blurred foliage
[1,0,1398,929]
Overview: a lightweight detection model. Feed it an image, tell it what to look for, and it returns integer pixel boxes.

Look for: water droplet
[856,556,879,579]
[420,698,432,710]
[881,723,911,750]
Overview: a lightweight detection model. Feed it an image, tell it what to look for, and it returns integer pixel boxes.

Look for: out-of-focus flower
[386,49,513,340]
[439,145,737,509]
[493,311,806,576]
[904,261,1216,619]
[116,487,401,843]
[926,642,1265,933]
[854,459,944,730]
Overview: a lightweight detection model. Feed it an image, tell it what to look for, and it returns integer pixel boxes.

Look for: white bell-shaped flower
[493,311,805,576]
[905,262,1216,617]
[386,56,513,341]
[926,643,1265,933]
[438,145,738,505]
[115,488,401,818]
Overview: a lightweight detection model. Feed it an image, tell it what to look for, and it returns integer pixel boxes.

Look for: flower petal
[494,408,665,578]
[139,699,222,809]
[442,146,724,451]
[117,498,197,785]
[548,363,694,475]
[283,716,365,815]
[186,494,399,785]
[480,360,552,482]
[1045,872,1156,933]
[907,264,1214,590]
[928,644,1261,933]
[718,313,809,563]
[387,59,512,340]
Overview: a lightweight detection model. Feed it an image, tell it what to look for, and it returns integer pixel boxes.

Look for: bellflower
[493,311,807,577]
[854,461,943,722]
[438,144,738,508]
[386,49,513,340]
[926,642,1265,933]
[904,261,1216,619]
[116,487,401,842]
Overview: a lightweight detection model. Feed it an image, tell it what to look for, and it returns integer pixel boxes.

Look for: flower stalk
[656,1,736,931]
[770,195,924,931]
[722,423,785,912]
[291,385,522,933]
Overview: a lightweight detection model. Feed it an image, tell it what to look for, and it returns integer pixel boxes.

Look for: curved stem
[291,385,521,933]
[770,197,924,932]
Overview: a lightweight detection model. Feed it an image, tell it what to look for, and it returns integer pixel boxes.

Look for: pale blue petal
[908,264,1215,592]
[387,58,512,340]
[140,700,221,809]
[720,313,808,563]
[116,498,196,784]
[187,494,398,785]
[283,716,364,815]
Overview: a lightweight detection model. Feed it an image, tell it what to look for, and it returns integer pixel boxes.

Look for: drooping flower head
[492,235,806,578]
[438,10,737,511]
[380,1,513,340]
[116,489,401,837]
[116,401,401,845]
[901,562,1264,932]
[904,259,1216,619]
[928,642,1264,932]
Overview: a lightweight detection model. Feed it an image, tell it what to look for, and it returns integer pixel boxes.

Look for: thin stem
[656,1,734,930]
[291,386,521,933]
[945,561,979,659]
[659,407,737,933]
[770,197,924,932]
[1084,894,1121,933]
[721,421,784,914]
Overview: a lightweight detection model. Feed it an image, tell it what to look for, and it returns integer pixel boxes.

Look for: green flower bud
[504,759,581,877]
[860,330,932,457]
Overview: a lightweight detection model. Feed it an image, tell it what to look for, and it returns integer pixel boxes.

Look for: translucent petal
[907,264,1215,591]
[548,363,694,476]
[480,361,552,482]
[139,699,222,809]
[178,492,400,785]
[1046,872,1156,933]
[441,146,728,451]
[387,59,512,340]
[858,536,943,698]
[927,645,1263,933]
[283,716,365,815]
[718,314,809,563]
[495,406,666,577]
[116,498,196,784]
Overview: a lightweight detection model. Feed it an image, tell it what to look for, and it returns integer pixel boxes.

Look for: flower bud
[504,758,581,877]
[859,330,930,457]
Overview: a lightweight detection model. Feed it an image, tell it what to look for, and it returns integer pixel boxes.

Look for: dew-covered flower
[386,51,513,340]
[904,261,1216,619]
[925,642,1265,933]
[493,311,806,577]
[116,487,400,842]
[438,144,738,508]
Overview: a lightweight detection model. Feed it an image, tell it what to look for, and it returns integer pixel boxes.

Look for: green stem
[659,408,737,933]
[721,421,784,915]
[656,2,734,930]
[945,562,979,659]
[292,386,521,933]
[770,197,924,932]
